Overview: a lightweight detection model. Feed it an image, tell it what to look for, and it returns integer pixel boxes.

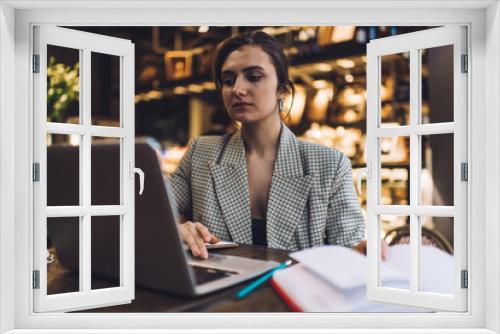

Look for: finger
[210,235,221,244]
[192,230,208,259]
[183,234,200,257]
[381,242,389,261]
[195,223,212,243]
[362,241,367,255]
[196,238,208,259]
[357,240,367,255]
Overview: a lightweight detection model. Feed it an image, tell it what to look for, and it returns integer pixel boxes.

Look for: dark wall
[427,45,454,245]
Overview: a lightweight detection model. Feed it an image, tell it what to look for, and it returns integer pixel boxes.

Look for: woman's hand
[353,239,389,261]
[178,221,218,259]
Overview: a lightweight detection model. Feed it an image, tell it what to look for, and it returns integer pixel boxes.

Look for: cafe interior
[45,26,456,306]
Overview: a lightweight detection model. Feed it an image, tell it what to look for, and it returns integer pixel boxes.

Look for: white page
[290,245,407,289]
[290,244,453,292]
[420,245,454,295]
[381,244,454,294]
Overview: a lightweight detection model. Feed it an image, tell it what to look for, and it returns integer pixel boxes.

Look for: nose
[232,75,247,97]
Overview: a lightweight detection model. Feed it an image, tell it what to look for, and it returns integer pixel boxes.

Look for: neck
[241,114,281,157]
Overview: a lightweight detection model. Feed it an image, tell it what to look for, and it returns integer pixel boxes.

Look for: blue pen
[235,260,292,299]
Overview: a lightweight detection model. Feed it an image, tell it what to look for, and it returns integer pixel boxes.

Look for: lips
[232,102,252,108]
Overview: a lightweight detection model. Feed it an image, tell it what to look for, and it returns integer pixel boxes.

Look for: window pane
[421,45,454,124]
[91,52,121,127]
[91,216,121,290]
[420,216,454,295]
[47,217,80,295]
[47,45,80,124]
[47,134,81,206]
[380,215,410,290]
[380,52,410,127]
[91,137,121,205]
[420,134,454,206]
[379,136,410,205]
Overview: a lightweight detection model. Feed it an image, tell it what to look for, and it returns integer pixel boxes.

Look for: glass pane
[421,45,454,124]
[47,217,80,295]
[91,137,121,206]
[380,52,410,127]
[47,134,81,206]
[421,134,454,206]
[420,216,454,295]
[380,215,410,290]
[91,52,121,127]
[91,216,121,289]
[352,167,367,210]
[47,45,80,124]
[379,136,410,205]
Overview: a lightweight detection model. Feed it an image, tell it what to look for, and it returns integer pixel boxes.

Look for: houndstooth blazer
[168,123,365,251]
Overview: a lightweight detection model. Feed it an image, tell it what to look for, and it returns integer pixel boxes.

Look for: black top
[251,218,267,247]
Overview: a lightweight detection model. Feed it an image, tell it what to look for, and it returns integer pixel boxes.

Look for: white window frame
[32,26,136,312]
[366,26,468,312]
[0,1,498,333]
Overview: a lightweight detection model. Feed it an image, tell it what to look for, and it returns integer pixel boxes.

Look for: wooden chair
[384,225,454,255]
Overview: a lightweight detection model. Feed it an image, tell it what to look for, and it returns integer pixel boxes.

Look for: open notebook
[271,244,453,312]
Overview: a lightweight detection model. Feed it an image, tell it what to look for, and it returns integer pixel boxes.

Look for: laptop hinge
[33,270,40,289]
[461,270,468,289]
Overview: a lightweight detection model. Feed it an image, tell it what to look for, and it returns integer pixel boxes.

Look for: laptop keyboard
[190,265,238,285]
[206,253,229,262]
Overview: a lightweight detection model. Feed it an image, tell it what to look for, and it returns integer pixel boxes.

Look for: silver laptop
[47,140,279,296]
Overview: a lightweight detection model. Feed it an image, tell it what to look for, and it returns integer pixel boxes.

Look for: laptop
[47,140,279,296]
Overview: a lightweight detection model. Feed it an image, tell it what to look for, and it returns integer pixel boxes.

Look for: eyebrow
[221,65,265,76]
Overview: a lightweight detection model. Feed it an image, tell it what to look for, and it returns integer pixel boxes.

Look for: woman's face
[220,45,282,124]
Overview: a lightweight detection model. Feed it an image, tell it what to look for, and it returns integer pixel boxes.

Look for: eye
[221,76,235,86]
[246,73,262,82]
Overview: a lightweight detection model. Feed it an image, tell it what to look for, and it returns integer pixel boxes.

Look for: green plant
[47,56,80,122]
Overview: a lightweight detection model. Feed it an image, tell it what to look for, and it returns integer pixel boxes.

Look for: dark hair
[212,30,295,118]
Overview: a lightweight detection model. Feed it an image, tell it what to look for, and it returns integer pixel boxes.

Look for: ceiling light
[298,30,309,41]
[187,84,203,93]
[336,58,356,69]
[198,26,209,33]
[315,63,332,72]
[202,82,216,90]
[173,86,188,94]
[312,80,329,89]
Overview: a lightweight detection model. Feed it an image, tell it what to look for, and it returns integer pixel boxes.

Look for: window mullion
[375,123,455,137]
[119,55,125,286]
[81,48,92,293]
[409,47,420,294]
[374,205,454,216]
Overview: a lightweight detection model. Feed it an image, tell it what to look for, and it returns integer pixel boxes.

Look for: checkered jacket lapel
[266,125,314,249]
[209,131,253,244]
[210,125,314,248]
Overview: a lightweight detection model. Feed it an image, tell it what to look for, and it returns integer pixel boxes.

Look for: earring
[278,99,285,113]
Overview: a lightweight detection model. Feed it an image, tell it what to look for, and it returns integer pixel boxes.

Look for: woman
[169,31,384,260]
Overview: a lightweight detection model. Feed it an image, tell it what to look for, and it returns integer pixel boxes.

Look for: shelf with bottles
[135,26,431,99]
[328,47,432,129]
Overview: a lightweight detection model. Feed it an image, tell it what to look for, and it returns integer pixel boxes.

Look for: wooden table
[47,244,292,312]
